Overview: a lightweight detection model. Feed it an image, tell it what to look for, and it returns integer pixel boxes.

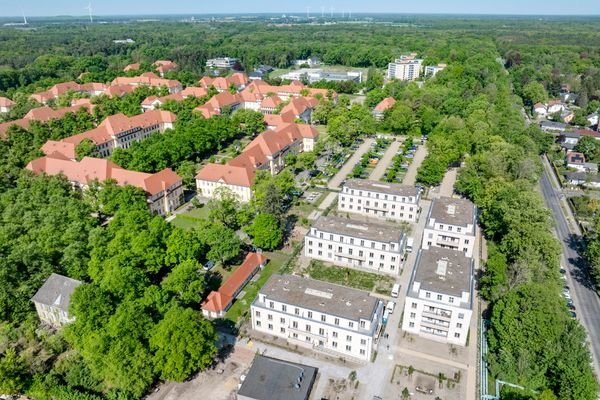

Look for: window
[391,256,396,262]
[465,239,470,244]
[412,302,417,309]
[448,226,453,232]
[256,321,262,327]
[425,292,431,298]
[349,322,354,328]
[280,317,285,323]
[268,324,273,330]
[346,335,352,342]
[360,321,366,328]
[360,349,366,356]
[382,244,386,251]
[437,294,442,301]
[409,322,414,328]
[380,255,385,260]
[269,301,274,309]
[280,327,286,334]
[457,323,462,329]
[307,311,312,319]
[333,331,338,338]
[350,238,354,245]
[295,308,300,315]
[457,227,462,232]
[454,333,460,338]
[334,318,340,325]
[318,250,322,256]
[458,313,464,319]
[292,332,298,338]
[308,240,313,246]
[293,321,298,328]
[306,336,311,342]
[319,328,325,335]
[306,325,311,332]
[360,240,365,246]
[410,312,416,318]
[321,315,326,322]
[346,345,352,351]
[308,249,313,254]
[282,305,287,312]
[360,339,366,345]
[449,297,454,304]
[332,341,338,348]
[330,234,333,240]
[255,311,261,317]
[268,314,273,321]
[369,252,374,258]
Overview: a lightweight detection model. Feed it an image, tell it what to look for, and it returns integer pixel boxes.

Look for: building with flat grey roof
[339,179,421,223]
[305,215,407,275]
[237,355,318,400]
[401,248,474,346]
[423,196,476,257]
[31,273,82,328]
[251,274,384,361]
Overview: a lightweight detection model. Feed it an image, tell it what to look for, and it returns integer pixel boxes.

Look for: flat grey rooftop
[344,178,418,197]
[428,197,475,228]
[237,355,318,400]
[259,274,379,322]
[311,215,404,243]
[31,273,82,312]
[412,248,473,297]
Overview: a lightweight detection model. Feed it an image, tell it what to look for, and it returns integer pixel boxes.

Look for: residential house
[339,179,421,223]
[540,120,568,134]
[588,112,599,129]
[560,131,580,150]
[26,155,183,215]
[251,274,384,361]
[564,171,600,189]
[387,53,423,81]
[201,252,267,319]
[206,57,240,69]
[0,96,15,113]
[196,123,318,201]
[304,215,407,275]
[31,273,82,328]
[534,103,548,117]
[42,110,176,158]
[401,247,474,346]
[372,97,396,120]
[30,81,108,104]
[263,113,296,130]
[153,60,178,77]
[237,355,318,400]
[123,63,140,72]
[248,65,274,80]
[422,197,476,258]
[547,99,566,115]
[259,95,284,114]
[104,84,136,98]
[111,72,182,94]
[566,151,598,173]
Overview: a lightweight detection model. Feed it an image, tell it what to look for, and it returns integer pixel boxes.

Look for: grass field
[305,260,394,294]
[169,207,209,230]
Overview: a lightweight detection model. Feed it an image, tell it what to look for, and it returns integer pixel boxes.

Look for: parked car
[563,292,572,300]
[570,311,577,319]
[203,260,215,271]
[567,303,576,310]
[386,301,395,314]
[560,267,567,274]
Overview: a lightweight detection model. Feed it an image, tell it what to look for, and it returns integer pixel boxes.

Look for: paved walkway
[402,144,428,186]
[328,138,375,190]
[369,139,403,181]
[317,191,338,211]
[430,167,458,199]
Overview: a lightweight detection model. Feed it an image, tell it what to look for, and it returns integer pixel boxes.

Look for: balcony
[288,325,328,340]
[420,318,450,331]
[422,309,452,321]
[436,236,460,246]
[420,327,448,338]
[334,251,366,262]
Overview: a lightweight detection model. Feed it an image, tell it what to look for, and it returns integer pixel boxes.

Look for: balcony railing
[422,309,452,320]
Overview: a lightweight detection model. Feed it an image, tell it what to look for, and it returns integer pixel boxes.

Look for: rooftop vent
[447,205,456,215]
[436,258,448,277]
[346,223,368,231]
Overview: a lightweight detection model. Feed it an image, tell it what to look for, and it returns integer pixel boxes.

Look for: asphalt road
[327,138,374,190]
[540,158,600,373]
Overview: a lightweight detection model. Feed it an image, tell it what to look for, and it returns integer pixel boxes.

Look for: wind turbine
[85,2,93,23]
[21,9,28,25]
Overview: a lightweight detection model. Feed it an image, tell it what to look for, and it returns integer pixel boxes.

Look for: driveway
[328,138,375,190]
[369,139,403,181]
[402,145,428,186]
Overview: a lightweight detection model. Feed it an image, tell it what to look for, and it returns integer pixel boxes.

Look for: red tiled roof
[1,103,93,139]
[41,140,77,160]
[577,129,600,138]
[195,163,255,187]
[201,252,267,313]
[123,63,140,72]
[194,92,241,117]
[374,97,396,113]
[181,86,208,98]
[153,60,178,75]
[566,151,585,164]
[0,96,15,107]
[111,74,181,90]
[104,84,136,98]
[280,96,319,116]
[260,95,283,109]
[263,113,295,128]
[199,73,249,91]
[29,81,107,103]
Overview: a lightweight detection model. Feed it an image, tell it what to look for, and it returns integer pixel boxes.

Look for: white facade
[304,216,406,276]
[422,197,476,258]
[196,178,253,203]
[33,301,75,328]
[147,182,184,216]
[401,248,474,346]
[95,120,174,158]
[387,54,423,81]
[206,57,239,69]
[338,179,420,223]
[251,274,384,362]
[0,105,12,113]
[424,64,446,77]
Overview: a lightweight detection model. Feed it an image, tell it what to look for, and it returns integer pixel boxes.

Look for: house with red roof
[194,92,242,118]
[0,96,15,113]
[153,60,178,77]
[111,72,182,94]
[260,95,283,114]
[26,155,183,216]
[195,123,318,202]
[123,63,140,72]
[42,110,176,158]
[141,86,209,112]
[201,252,267,319]
[280,96,319,123]
[199,72,249,93]
[30,82,108,104]
[372,97,396,120]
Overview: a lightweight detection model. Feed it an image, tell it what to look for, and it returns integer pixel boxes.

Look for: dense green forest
[0,16,599,399]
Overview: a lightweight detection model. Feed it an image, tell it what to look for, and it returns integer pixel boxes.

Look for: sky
[0,0,597,17]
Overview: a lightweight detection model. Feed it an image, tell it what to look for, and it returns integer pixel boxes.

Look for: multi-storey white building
[251,274,384,362]
[305,216,406,276]
[422,197,476,257]
[339,179,421,223]
[424,63,447,77]
[401,247,474,346]
[387,53,423,81]
[206,57,239,69]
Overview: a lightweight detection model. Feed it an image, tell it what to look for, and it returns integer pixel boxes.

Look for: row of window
[410,302,465,319]
[341,204,414,220]
[259,303,366,329]
[341,196,414,211]
[434,223,469,233]
[307,242,398,260]
[310,232,397,250]
[342,189,416,203]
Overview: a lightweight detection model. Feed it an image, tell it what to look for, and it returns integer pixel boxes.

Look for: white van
[386,301,395,314]
[406,237,414,253]
[391,283,400,298]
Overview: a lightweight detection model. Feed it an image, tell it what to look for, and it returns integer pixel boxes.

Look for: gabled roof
[199,73,249,91]
[374,97,396,113]
[260,95,283,109]
[31,273,82,311]
[280,96,319,116]
[195,92,241,117]
[153,60,178,75]
[181,86,208,98]
[123,63,140,72]
[195,163,255,187]
[577,129,600,138]
[111,73,181,89]
[0,96,15,107]
[104,84,136,98]
[200,291,232,313]
[567,151,585,165]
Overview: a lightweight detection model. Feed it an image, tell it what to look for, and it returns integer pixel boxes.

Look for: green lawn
[224,251,288,324]
[169,206,209,230]
[306,260,394,294]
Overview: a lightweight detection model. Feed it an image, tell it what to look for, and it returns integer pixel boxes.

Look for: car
[567,303,576,310]
[562,286,570,293]
[560,268,566,274]
[203,260,215,271]
[563,292,572,300]
[566,298,574,306]
[386,301,395,314]
[570,311,577,319]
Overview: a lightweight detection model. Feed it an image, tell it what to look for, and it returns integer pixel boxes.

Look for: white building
[206,57,239,69]
[424,64,447,77]
[280,69,362,83]
[339,179,421,223]
[251,274,384,362]
[31,273,82,328]
[401,248,474,346]
[422,197,476,258]
[305,216,407,276]
[387,53,423,81]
